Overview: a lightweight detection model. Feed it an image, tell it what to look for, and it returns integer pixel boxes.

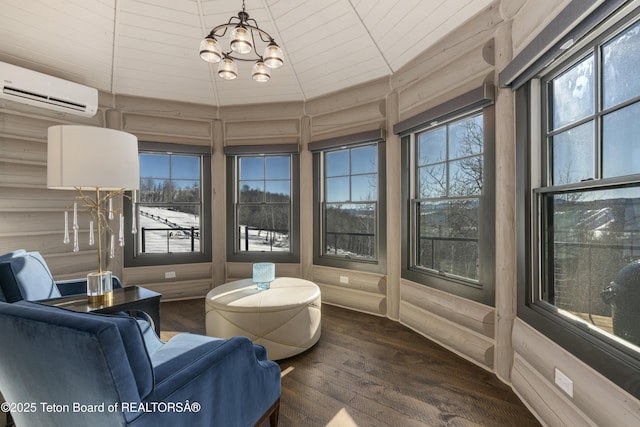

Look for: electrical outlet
[339,275,349,284]
[554,368,574,398]
[165,271,176,279]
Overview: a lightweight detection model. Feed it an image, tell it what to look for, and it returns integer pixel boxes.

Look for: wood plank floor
[160,299,541,427]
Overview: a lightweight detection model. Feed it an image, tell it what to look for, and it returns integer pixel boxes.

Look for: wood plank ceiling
[0,0,493,107]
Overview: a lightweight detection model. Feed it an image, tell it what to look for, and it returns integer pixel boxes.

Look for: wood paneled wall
[400,280,495,368]
[121,262,212,301]
[512,319,640,426]
[0,101,107,278]
[226,262,301,283]
[313,265,387,316]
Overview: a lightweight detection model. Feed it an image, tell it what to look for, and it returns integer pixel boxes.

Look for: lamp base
[87,271,113,305]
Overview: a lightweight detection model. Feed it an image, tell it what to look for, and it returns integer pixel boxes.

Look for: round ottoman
[205,277,321,360]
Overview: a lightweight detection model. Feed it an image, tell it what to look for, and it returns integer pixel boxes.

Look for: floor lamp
[47,125,139,304]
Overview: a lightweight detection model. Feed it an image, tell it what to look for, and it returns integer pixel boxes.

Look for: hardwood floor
[160,299,541,427]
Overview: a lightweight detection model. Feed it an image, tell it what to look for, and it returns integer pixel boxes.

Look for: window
[226,146,299,263]
[397,87,495,305]
[514,3,640,398]
[413,113,483,280]
[538,16,640,352]
[311,132,386,272]
[237,156,291,252]
[124,142,212,267]
[324,144,377,259]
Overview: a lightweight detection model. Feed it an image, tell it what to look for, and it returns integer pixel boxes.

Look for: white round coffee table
[205,277,321,360]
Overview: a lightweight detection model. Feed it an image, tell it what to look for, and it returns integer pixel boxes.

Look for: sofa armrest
[136,317,164,354]
[137,335,280,427]
[148,334,235,386]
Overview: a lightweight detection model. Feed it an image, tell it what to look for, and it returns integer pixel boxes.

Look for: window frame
[400,102,495,305]
[516,2,640,399]
[225,146,300,263]
[124,142,212,267]
[311,132,386,273]
[411,111,484,280]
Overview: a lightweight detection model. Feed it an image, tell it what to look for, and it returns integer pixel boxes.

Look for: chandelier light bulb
[230,26,252,54]
[218,57,238,80]
[263,43,284,69]
[252,60,271,82]
[199,37,222,63]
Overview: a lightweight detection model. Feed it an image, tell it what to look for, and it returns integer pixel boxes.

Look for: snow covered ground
[237,226,289,252]
[138,207,289,253]
[138,207,200,254]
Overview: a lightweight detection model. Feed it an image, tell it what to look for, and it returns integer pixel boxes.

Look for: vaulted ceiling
[0,0,494,107]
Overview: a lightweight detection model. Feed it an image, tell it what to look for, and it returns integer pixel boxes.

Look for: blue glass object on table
[253,262,275,290]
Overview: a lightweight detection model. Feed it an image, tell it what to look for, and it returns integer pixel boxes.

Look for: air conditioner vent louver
[3,86,86,111]
[0,62,98,117]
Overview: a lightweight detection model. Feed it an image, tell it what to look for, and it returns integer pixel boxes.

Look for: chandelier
[199,0,284,82]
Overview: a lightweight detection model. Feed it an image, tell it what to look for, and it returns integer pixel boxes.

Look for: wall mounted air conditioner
[0,61,98,117]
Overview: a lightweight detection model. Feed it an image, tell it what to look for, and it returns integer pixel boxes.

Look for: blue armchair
[0,301,281,426]
[0,250,123,303]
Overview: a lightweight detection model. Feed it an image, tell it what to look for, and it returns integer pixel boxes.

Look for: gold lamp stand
[79,188,127,306]
[47,125,140,306]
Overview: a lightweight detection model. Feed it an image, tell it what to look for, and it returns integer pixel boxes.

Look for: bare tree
[416,116,483,279]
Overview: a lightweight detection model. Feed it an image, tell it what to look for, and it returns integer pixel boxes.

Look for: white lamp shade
[47,125,140,191]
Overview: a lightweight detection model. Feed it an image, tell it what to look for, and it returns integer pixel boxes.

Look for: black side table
[41,285,162,335]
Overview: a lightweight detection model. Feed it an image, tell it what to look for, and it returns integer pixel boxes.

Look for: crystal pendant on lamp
[263,42,283,69]
[218,57,238,80]
[252,60,270,82]
[199,37,222,63]
[230,26,252,54]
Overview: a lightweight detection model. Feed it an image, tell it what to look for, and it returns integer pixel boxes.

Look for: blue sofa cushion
[15,301,154,399]
[149,333,226,382]
[0,251,62,302]
[0,250,27,301]
[0,250,29,302]
[0,249,27,261]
